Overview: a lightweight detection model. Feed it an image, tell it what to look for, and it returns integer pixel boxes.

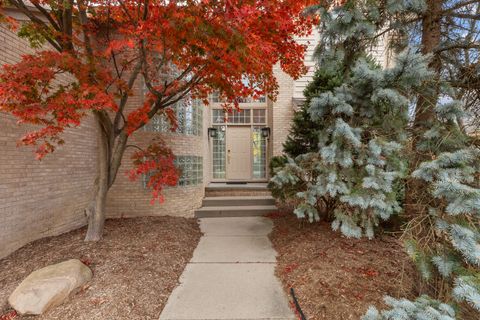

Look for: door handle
[227,150,231,164]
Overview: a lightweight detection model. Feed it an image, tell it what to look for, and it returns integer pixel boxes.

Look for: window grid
[176,156,203,186]
[227,109,251,124]
[237,96,266,103]
[252,109,266,124]
[212,109,226,124]
[144,98,202,136]
[212,108,267,125]
[210,92,266,104]
[212,127,226,179]
[252,127,267,179]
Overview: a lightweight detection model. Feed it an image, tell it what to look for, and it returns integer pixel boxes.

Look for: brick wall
[0,25,98,258]
[105,129,207,218]
[105,77,208,218]
[271,65,295,156]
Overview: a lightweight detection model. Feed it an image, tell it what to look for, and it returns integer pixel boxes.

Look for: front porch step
[194,205,278,218]
[205,183,271,197]
[205,189,272,197]
[202,196,275,207]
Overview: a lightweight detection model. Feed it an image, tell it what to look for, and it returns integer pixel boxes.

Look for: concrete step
[202,196,275,207]
[205,183,271,197]
[194,205,278,218]
[205,189,272,197]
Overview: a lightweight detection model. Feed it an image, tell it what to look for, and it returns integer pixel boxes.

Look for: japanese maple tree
[0,0,315,240]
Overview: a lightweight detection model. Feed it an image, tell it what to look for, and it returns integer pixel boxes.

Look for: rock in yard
[8,259,92,315]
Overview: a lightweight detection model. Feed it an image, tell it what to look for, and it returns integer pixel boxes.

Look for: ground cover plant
[0,216,201,320]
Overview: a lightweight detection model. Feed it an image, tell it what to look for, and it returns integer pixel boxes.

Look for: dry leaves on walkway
[269,212,418,320]
[0,216,201,320]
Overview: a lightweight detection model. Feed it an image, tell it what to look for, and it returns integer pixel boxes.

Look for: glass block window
[211,92,221,103]
[176,156,203,186]
[145,113,172,132]
[210,92,265,104]
[144,98,202,136]
[142,171,153,189]
[212,109,226,124]
[177,99,203,135]
[237,96,266,103]
[227,109,251,124]
[142,155,203,188]
[253,109,266,124]
[212,126,226,179]
[252,127,267,179]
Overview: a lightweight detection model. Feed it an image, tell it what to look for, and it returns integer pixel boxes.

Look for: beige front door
[226,126,251,180]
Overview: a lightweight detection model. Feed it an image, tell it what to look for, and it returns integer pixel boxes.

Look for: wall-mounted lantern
[208,127,218,138]
[261,127,271,139]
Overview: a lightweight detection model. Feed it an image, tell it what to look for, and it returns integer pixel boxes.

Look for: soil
[269,211,418,320]
[0,216,202,320]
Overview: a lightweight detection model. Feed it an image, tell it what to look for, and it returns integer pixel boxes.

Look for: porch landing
[158,217,294,320]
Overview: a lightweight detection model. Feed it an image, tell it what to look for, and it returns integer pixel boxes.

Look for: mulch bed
[0,216,202,320]
[269,211,418,320]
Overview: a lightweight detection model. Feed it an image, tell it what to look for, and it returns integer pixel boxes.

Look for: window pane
[212,126,226,179]
[212,109,225,124]
[252,127,267,179]
[211,92,221,103]
[174,156,204,187]
[227,109,251,124]
[253,109,266,124]
[144,97,203,136]
[237,96,266,103]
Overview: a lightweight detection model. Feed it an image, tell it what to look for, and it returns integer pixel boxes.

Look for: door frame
[210,107,269,182]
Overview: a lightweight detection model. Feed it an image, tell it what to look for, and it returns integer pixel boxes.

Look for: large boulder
[8,259,93,315]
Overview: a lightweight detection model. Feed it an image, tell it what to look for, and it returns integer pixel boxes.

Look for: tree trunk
[84,113,112,241]
[84,112,129,241]
[84,179,108,241]
[405,0,443,215]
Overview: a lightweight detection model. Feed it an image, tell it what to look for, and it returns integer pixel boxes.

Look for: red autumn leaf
[0,310,17,320]
[128,138,179,204]
[284,263,300,274]
[359,267,379,277]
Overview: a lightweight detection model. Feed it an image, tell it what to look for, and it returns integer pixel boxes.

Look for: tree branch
[114,57,144,134]
[435,42,480,54]
[9,0,63,52]
[30,0,61,31]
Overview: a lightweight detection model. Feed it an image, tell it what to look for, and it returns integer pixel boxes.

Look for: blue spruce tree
[397,95,480,317]
[271,1,479,317]
[361,0,480,318]
[270,0,430,237]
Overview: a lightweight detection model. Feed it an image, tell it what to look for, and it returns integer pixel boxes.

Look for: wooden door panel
[226,127,251,180]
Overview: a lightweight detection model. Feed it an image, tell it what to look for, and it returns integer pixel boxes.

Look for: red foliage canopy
[0,0,316,200]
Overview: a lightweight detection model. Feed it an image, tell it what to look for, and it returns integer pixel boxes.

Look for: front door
[226,126,251,180]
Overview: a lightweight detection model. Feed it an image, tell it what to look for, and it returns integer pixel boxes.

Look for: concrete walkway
[159,217,294,320]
